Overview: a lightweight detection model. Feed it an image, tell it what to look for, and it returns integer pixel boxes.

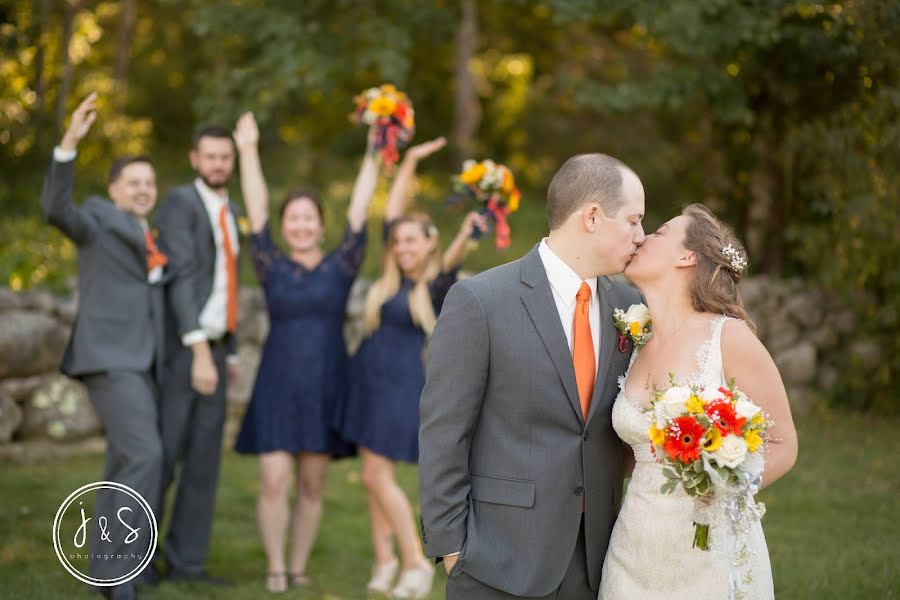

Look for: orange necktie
[219,204,238,333]
[573,282,595,420]
[144,228,168,272]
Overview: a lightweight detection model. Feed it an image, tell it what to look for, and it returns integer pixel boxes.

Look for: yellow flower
[380,83,397,94]
[508,189,521,212]
[745,430,763,452]
[629,321,642,336]
[702,427,722,452]
[648,424,666,446]
[502,168,516,193]
[237,216,250,236]
[369,96,397,117]
[752,413,765,426]
[686,394,705,414]
[460,162,487,184]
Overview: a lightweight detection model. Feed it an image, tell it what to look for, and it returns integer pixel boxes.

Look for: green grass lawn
[1,411,897,599]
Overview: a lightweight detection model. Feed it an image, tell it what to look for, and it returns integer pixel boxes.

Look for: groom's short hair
[547,153,633,230]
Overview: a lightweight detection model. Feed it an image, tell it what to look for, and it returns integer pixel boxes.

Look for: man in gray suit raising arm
[419,154,647,599]
[153,125,241,585]
[42,93,166,600]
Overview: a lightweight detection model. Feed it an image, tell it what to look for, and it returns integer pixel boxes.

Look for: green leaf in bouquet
[660,480,678,495]
[696,477,711,495]
[662,468,679,480]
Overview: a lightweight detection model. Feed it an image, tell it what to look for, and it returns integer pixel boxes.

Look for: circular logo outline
[52,481,158,587]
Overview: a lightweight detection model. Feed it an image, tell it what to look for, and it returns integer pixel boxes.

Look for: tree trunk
[32,0,50,113]
[453,0,480,166]
[113,0,137,111]
[56,1,81,131]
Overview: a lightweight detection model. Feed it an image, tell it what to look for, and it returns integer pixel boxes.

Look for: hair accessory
[722,244,748,274]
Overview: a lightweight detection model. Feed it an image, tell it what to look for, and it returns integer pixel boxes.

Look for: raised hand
[60,93,98,152]
[405,136,447,162]
[233,111,259,152]
[460,210,490,238]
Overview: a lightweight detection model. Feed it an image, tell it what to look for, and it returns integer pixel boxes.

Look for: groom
[419,153,646,599]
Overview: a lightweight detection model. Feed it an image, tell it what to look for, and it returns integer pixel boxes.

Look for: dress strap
[698,315,733,385]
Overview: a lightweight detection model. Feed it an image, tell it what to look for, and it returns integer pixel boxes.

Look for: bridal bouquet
[646,378,768,551]
[350,84,415,167]
[452,159,521,249]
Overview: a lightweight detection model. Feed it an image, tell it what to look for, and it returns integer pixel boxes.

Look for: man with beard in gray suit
[42,93,166,600]
[153,125,241,586]
[419,154,647,599]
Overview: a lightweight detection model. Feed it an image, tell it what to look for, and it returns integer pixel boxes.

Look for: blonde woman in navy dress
[338,139,488,598]
[232,113,379,592]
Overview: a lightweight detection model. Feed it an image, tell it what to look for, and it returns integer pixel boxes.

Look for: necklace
[643,312,696,390]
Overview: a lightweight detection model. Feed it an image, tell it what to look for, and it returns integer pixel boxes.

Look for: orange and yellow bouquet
[647,377,768,551]
[350,84,415,167]
[452,159,521,249]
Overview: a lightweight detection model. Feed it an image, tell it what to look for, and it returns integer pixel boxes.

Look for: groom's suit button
[582,431,590,441]
[573,486,584,496]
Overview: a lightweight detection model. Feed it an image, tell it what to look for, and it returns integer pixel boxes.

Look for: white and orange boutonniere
[613,303,652,352]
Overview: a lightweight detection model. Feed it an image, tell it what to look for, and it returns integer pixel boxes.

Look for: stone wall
[0,277,862,461]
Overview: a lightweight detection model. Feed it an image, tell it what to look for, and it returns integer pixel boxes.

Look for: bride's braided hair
[681,204,757,334]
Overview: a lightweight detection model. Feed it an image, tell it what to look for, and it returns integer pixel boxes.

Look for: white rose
[462,159,477,172]
[735,397,761,420]
[699,386,723,404]
[622,304,651,329]
[713,434,748,469]
[655,386,692,423]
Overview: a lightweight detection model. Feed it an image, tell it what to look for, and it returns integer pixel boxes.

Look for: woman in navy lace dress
[337,139,488,598]
[231,113,379,592]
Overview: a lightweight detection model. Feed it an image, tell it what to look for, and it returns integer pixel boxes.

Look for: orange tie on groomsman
[144,227,168,271]
[218,204,238,333]
[572,282,595,420]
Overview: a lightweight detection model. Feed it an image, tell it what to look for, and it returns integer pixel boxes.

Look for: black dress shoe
[167,569,233,586]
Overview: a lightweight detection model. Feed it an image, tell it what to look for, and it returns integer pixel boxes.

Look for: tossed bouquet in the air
[350,84,415,167]
[452,159,521,249]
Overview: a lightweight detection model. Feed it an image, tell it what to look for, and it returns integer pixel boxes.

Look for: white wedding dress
[599,316,774,600]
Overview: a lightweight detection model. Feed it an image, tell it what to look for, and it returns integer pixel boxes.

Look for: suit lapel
[520,247,583,423]
[586,277,622,425]
[86,197,146,279]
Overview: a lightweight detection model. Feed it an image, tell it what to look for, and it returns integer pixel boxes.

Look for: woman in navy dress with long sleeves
[337,139,488,599]
[231,113,379,592]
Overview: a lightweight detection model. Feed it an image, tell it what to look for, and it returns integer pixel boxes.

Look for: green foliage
[0,217,75,294]
[1,0,898,410]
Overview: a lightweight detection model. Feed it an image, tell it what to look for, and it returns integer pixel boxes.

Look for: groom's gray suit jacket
[40,157,165,382]
[419,245,640,596]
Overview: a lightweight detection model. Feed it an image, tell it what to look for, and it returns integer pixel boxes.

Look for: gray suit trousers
[446,516,593,600]
[158,343,228,572]
[83,370,162,582]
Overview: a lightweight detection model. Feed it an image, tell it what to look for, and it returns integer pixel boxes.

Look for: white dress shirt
[538,238,600,367]
[181,178,239,350]
[53,146,160,284]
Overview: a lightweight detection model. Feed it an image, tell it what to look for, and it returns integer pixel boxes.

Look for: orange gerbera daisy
[663,416,705,463]
[705,400,747,436]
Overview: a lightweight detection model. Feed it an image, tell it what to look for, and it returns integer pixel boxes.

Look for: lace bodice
[612,316,732,463]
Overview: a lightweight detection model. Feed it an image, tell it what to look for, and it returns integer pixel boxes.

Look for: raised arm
[346,128,380,232]
[384,136,447,222]
[233,112,268,234]
[441,211,488,272]
[418,280,489,565]
[40,93,100,244]
[721,319,798,488]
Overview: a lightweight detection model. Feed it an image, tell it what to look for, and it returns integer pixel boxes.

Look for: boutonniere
[613,304,652,352]
[237,216,250,236]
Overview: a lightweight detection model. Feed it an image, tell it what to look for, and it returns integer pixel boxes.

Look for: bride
[599,204,798,599]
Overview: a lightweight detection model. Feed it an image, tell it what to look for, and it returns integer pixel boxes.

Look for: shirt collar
[538,238,597,307]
